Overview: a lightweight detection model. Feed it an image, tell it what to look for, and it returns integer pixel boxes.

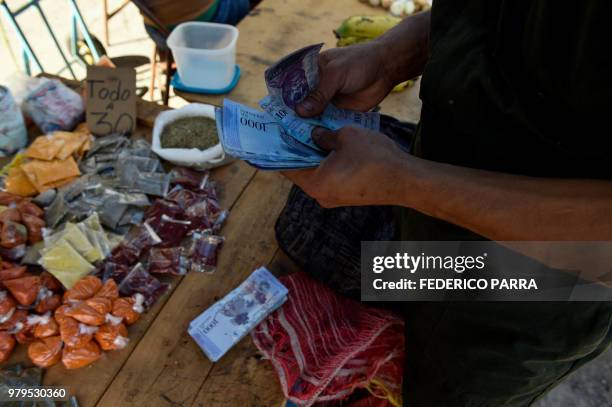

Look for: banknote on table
[215,99,324,170]
[261,43,380,151]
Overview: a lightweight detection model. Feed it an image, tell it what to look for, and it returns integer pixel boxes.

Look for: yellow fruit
[336,36,371,47]
[334,15,402,39]
[392,80,414,92]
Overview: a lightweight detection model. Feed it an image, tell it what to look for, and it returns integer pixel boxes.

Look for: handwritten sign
[86,66,136,136]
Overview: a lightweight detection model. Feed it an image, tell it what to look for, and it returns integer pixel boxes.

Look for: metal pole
[0,0,44,73]
[33,1,77,79]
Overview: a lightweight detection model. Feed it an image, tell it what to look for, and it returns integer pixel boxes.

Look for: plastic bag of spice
[35,293,61,314]
[152,215,191,247]
[111,294,144,325]
[95,322,129,351]
[186,232,225,274]
[123,223,162,257]
[62,340,101,369]
[0,331,16,362]
[59,317,97,348]
[0,291,16,323]
[96,278,119,300]
[0,309,27,331]
[3,276,41,306]
[21,213,45,244]
[40,271,63,292]
[62,276,102,303]
[117,264,168,308]
[0,244,26,261]
[14,320,37,344]
[147,247,189,276]
[0,221,28,249]
[29,313,59,338]
[85,297,113,316]
[16,200,44,218]
[28,335,62,367]
[0,207,21,224]
[168,168,211,191]
[64,302,106,326]
[0,266,26,282]
[96,261,131,284]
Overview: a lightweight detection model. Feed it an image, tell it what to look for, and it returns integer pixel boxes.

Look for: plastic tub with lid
[167,22,239,90]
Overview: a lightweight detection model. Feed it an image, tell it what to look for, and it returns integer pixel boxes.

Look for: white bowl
[152,103,233,170]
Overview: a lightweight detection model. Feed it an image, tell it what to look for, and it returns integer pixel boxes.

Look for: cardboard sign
[86,66,136,136]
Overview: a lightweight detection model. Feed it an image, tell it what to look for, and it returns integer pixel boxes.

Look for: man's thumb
[311,127,340,151]
[296,74,338,117]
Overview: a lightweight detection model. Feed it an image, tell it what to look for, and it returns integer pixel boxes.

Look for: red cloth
[251,272,404,407]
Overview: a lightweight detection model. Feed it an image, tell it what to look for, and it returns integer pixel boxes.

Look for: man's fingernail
[300,99,314,112]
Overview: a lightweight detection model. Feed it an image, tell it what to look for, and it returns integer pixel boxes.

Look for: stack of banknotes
[189,267,288,362]
[215,44,381,170]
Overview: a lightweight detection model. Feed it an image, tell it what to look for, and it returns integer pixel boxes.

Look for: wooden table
[3,1,421,406]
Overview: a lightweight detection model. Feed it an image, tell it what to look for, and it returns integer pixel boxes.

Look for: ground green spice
[160,116,219,150]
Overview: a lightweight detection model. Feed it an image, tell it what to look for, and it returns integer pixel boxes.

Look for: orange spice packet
[53,132,89,160]
[21,157,80,190]
[4,167,38,197]
[24,136,66,161]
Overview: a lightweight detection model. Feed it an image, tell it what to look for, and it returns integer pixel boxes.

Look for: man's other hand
[282,126,410,208]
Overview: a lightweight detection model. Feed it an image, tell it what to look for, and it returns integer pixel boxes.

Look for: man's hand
[295,44,396,117]
[296,11,431,118]
[282,126,411,208]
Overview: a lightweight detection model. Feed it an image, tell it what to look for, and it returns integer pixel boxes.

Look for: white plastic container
[167,22,239,90]
[152,103,233,170]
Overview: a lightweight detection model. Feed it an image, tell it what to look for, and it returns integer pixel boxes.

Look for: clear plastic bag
[152,215,191,247]
[0,291,16,323]
[169,168,211,191]
[148,247,189,276]
[62,340,101,369]
[186,232,224,274]
[0,309,27,331]
[22,79,84,133]
[64,302,105,326]
[28,335,62,367]
[123,223,162,257]
[117,263,168,308]
[111,294,144,326]
[97,278,119,300]
[2,276,41,306]
[21,213,45,244]
[58,317,97,348]
[0,331,16,362]
[120,171,171,197]
[0,221,28,249]
[95,322,129,351]
[0,265,27,282]
[0,86,27,157]
[62,276,102,303]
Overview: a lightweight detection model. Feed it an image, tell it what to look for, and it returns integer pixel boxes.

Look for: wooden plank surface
[3,1,422,405]
[190,250,301,407]
[103,1,421,406]
[0,75,257,405]
[98,171,292,406]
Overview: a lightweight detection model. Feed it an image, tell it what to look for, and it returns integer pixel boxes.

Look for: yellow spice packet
[40,240,94,289]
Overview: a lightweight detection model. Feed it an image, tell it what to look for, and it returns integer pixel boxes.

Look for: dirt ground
[0,1,610,406]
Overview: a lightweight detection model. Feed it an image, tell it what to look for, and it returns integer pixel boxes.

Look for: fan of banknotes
[215,43,381,170]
